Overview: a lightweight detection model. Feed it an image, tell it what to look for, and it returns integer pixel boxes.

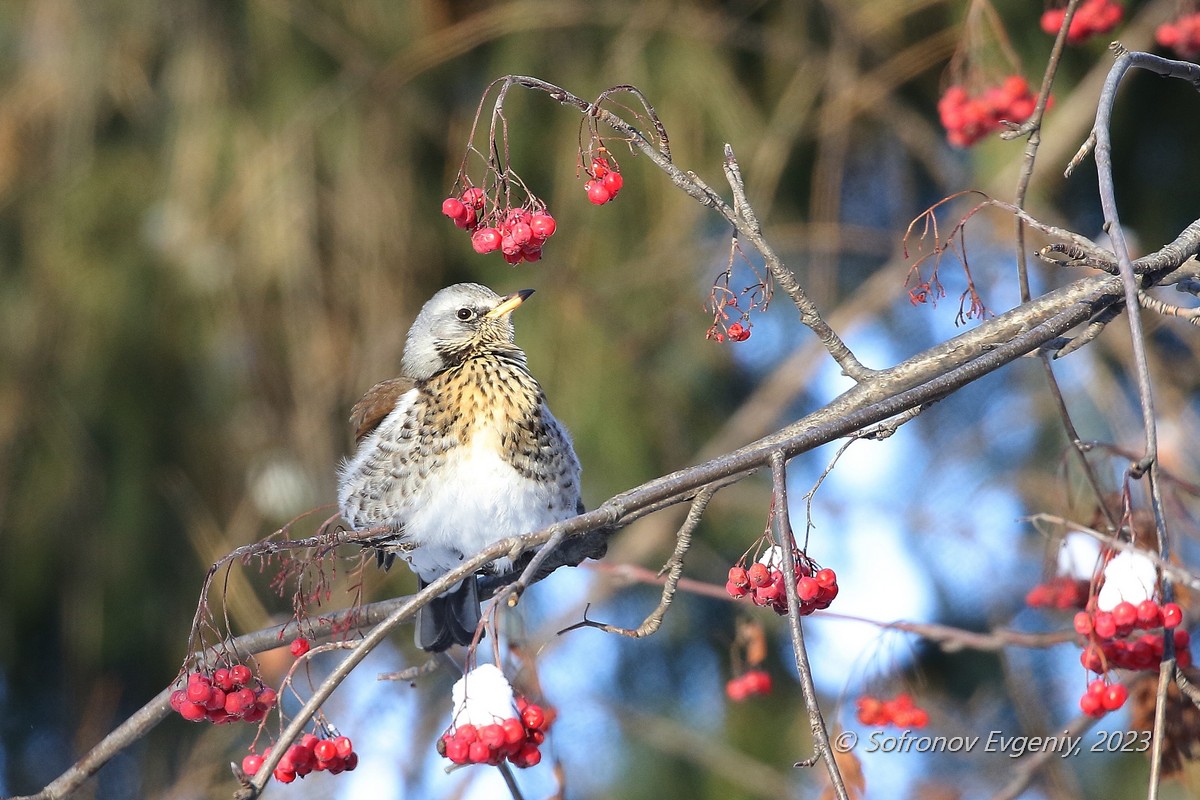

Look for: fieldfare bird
[337,283,583,651]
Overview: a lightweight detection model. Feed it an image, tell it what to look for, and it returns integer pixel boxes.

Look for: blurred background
[2,0,1200,798]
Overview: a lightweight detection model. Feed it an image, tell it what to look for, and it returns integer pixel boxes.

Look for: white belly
[401,437,571,581]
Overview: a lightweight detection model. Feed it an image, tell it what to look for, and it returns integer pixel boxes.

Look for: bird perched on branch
[337,283,584,651]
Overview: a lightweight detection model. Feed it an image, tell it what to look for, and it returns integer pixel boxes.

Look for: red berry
[814,568,837,588]
[471,226,502,254]
[1112,601,1138,630]
[223,690,247,716]
[521,704,546,731]
[204,688,226,712]
[590,157,611,178]
[1102,683,1128,711]
[1073,611,1093,636]
[747,562,771,587]
[855,696,886,726]
[230,664,252,685]
[273,767,297,784]
[1093,611,1117,639]
[256,687,278,708]
[441,197,468,220]
[445,737,469,764]
[585,179,611,205]
[242,754,264,775]
[213,668,234,691]
[314,739,338,762]
[728,566,749,587]
[1162,602,1184,629]
[725,675,749,702]
[797,576,821,602]
[452,205,477,229]
[290,637,311,658]
[744,670,772,696]
[334,735,354,757]
[468,741,490,764]
[601,171,624,195]
[179,701,207,722]
[509,221,533,246]
[726,322,749,342]
[288,742,313,766]
[502,717,526,746]
[460,187,485,209]
[1079,691,1104,718]
[479,723,506,750]
[511,742,542,768]
[529,213,556,239]
[185,677,212,704]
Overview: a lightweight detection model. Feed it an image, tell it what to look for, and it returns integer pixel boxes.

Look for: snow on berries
[170,663,276,724]
[241,732,358,784]
[855,693,930,728]
[440,186,557,265]
[937,76,1042,148]
[725,546,838,616]
[583,155,623,205]
[438,664,550,769]
[1070,549,1190,717]
[1040,0,1123,45]
[1157,12,1200,59]
[1095,550,1157,610]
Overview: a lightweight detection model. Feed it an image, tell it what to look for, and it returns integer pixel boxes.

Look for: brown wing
[349,376,416,445]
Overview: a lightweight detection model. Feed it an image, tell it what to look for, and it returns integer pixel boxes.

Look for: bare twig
[768,451,846,799]
[1138,290,1200,326]
[558,486,715,638]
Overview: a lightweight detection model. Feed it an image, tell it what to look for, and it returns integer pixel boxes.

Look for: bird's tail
[416,577,481,652]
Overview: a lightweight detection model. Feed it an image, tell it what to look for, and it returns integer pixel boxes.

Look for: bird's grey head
[401,283,534,380]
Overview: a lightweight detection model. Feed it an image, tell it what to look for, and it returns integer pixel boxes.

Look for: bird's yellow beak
[485,288,535,319]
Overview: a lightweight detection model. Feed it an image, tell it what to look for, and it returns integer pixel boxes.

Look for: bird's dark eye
[456,307,473,321]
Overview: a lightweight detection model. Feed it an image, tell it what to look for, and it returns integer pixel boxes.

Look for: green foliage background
[2,0,1199,797]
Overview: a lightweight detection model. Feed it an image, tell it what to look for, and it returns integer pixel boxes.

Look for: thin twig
[768,451,847,800]
[1138,290,1200,326]
[558,486,714,638]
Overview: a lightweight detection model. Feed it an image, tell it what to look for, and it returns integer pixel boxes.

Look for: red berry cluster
[1040,0,1123,45]
[583,156,623,205]
[1156,13,1200,59]
[726,559,839,616]
[1078,679,1129,718]
[1076,600,1190,673]
[441,187,557,265]
[1075,599,1189,716]
[1025,576,1090,610]
[937,76,1039,147]
[725,669,772,702]
[855,693,930,728]
[724,322,751,342]
[242,733,358,784]
[170,664,276,724]
[438,696,550,769]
